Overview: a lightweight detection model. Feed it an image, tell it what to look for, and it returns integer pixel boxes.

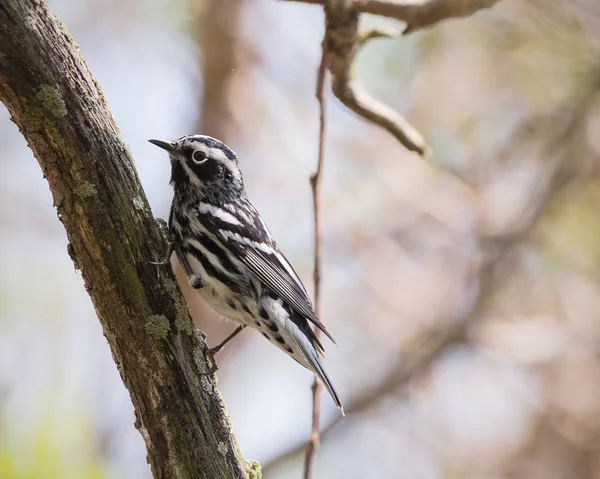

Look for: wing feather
[243,248,336,344]
[197,199,337,344]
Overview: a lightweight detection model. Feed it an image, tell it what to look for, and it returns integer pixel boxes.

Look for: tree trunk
[0,1,255,478]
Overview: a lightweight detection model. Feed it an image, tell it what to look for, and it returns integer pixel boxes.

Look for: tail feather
[271,299,344,414]
[299,340,345,416]
[307,327,326,355]
[291,316,344,415]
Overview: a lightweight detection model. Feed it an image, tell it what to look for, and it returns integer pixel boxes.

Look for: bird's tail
[301,340,345,416]
[289,314,344,415]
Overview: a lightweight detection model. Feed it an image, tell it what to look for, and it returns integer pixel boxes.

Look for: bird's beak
[149,139,177,152]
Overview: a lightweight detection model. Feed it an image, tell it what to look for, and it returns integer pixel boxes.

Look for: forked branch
[281,0,502,156]
[282,0,501,34]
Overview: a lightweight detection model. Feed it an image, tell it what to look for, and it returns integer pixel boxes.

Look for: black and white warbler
[149,135,343,414]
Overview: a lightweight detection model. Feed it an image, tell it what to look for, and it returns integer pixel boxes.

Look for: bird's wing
[202,200,337,345]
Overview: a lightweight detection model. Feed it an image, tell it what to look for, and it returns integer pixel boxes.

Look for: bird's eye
[192,150,208,164]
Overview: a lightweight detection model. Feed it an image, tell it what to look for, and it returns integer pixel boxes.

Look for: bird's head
[149,135,244,203]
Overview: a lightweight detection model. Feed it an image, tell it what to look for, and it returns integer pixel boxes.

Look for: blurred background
[2,0,600,477]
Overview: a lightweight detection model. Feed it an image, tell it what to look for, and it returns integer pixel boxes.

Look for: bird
[149,134,343,414]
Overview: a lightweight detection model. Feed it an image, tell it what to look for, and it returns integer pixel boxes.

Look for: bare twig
[324,0,429,156]
[303,36,330,479]
[281,0,502,34]
[356,0,501,34]
[277,0,504,156]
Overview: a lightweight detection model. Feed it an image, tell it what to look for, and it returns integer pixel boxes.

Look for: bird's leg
[151,235,175,282]
[210,325,246,355]
[200,325,246,375]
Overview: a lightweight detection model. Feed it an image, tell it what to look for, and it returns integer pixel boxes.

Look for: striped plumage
[149,135,343,414]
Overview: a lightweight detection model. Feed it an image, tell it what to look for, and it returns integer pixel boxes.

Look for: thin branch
[281,0,502,34]
[324,1,430,156]
[303,35,330,479]
[355,0,502,34]
[277,0,504,157]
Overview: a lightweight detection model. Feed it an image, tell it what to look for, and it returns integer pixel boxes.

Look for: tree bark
[0,1,254,478]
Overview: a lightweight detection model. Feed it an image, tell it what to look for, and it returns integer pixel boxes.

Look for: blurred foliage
[0,404,109,479]
[540,181,600,272]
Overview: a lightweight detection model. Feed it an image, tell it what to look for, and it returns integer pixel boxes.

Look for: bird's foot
[199,348,220,376]
[151,218,176,281]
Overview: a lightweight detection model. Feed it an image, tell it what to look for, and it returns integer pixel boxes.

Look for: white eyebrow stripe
[193,143,210,155]
[209,148,229,162]
[198,202,242,225]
